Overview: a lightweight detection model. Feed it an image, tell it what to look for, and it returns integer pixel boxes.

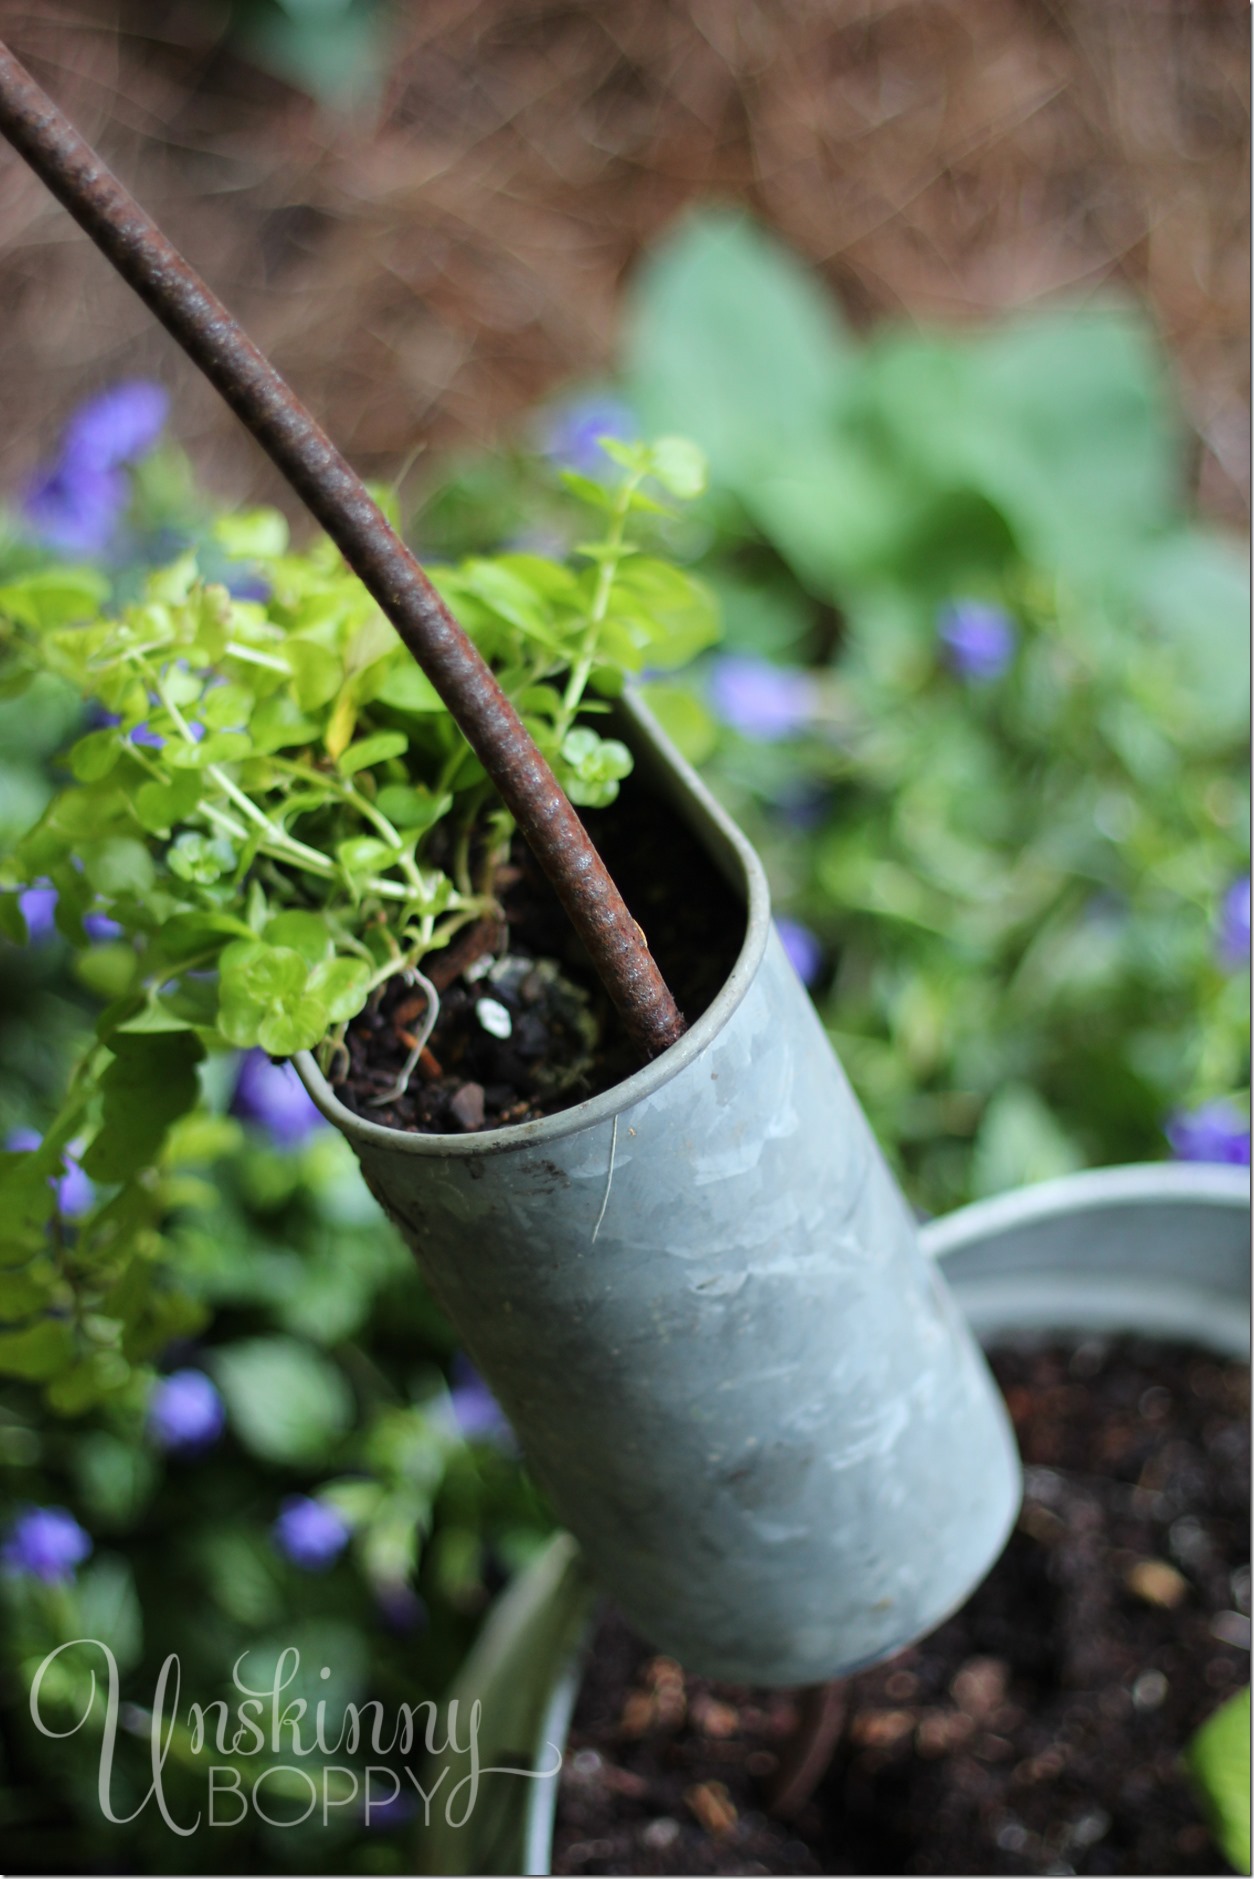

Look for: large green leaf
[625,210,853,498]
[75,1555,144,1674]
[81,1032,205,1183]
[970,1084,1084,1199]
[210,1335,355,1464]
[1137,530,1251,742]
[0,566,110,629]
[958,309,1180,580]
[746,437,923,596]
[0,1317,74,1380]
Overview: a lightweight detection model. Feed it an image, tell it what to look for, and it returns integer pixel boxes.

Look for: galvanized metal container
[296,694,1021,1686]
[418,1159,1249,1878]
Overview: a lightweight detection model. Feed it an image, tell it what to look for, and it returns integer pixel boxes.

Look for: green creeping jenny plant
[0,435,715,1407]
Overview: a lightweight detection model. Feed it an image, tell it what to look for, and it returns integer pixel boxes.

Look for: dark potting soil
[552,1340,1251,1878]
[333,782,744,1133]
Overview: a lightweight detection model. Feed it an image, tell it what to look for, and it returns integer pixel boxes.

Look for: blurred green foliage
[0,434,713,1867]
[0,937,550,1869]
[0,208,1247,1874]
[424,207,1250,1214]
[0,442,715,1428]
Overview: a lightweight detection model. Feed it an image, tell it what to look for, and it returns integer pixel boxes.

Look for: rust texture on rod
[0,41,687,1061]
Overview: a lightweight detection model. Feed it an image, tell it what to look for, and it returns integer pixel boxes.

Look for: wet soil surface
[334,784,745,1133]
[553,1340,1251,1876]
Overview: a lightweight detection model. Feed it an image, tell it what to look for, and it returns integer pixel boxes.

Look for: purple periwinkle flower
[223,573,271,604]
[1,1506,92,1584]
[130,718,204,751]
[5,1129,94,1217]
[363,1788,418,1831]
[775,917,823,988]
[83,911,124,943]
[230,1051,326,1148]
[13,885,121,947]
[63,382,169,472]
[21,380,168,559]
[56,1158,94,1219]
[938,599,1016,683]
[775,783,829,832]
[1217,876,1251,969]
[18,883,58,943]
[1166,1102,1251,1166]
[447,1353,514,1449]
[540,395,636,476]
[375,1581,429,1634]
[147,1369,226,1455]
[709,655,815,741]
[272,1496,350,1571]
[23,462,126,558]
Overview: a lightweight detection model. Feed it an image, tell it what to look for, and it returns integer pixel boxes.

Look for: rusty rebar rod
[0,41,687,1062]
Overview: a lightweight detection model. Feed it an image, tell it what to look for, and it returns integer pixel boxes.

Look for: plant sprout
[0,437,716,1407]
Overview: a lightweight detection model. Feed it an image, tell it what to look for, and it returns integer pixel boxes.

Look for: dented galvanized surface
[297,698,1021,1685]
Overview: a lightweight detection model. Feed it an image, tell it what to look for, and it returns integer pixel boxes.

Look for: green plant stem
[557,471,642,737]
[265,755,428,895]
[131,658,440,909]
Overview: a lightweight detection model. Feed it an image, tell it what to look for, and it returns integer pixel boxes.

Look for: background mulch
[0,0,1246,521]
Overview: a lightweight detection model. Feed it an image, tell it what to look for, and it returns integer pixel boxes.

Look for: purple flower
[147,1369,226,1454]
[938,600,1016,683]
[5,1129,94,1217]
[1217,876,1250,969]
[363,1788,418,1831]
[1166,1102,1251,1166]
[272,1496,350,1571]
[223,573,271,604]
[230,1051,326,1148]
[775,917,823,988]
[18,883,58,943]
[86,704,204,750]
[83,911,123,943]
[709,655,815,741]
[540,395,636,476]
[21,380,167,559]
[1,1506,92,1584]
[775,784,829,832]
[13,884,121,947]
[447,1354,514,1449]
[23,462,127,558]
[56,1158,94,1218]
[375,1581,429,1634]
[130,718,204,751]
[63,382,169,472]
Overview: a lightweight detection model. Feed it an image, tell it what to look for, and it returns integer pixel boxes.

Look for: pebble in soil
[334,781,746,1133]
[552,1339,1250,1877]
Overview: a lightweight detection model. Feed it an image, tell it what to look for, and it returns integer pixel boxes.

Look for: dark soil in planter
[333,782,745,1133]
[553,1339,1250,1877]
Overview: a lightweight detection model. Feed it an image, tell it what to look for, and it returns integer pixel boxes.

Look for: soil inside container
[332,780,745,1133]
[552,1339,1250,1878]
